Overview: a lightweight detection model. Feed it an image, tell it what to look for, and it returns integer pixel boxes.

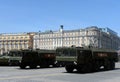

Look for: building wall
[33,26,120,50]
[1,26,119,54]
[0,33,34,54]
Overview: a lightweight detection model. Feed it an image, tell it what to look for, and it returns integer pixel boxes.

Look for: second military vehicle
[0,50,22,66]
[56,46,118,73]
[8,50,22,66]
[20,49,56,69]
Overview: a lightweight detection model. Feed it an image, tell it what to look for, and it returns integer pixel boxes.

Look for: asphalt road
[0,63,120,82]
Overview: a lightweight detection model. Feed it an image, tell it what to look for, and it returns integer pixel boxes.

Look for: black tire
[76,65,82,72]
[65,65,74,73]
[54,63,60,67]
[92,61,100,72]
[20,64,26,69]
[30,63,37,69]
[104,60,111,70]
[53,64,58,67]
[80,63,93,73]
[110,61,115,70]
[40,64,49,68]
[9,62,12,66]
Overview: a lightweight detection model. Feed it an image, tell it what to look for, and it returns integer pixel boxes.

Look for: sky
[0,0,120,36]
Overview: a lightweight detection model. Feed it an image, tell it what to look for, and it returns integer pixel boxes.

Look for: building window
[15,44,18,49]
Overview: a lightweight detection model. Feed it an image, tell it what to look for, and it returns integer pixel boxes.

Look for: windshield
[8,51,22,57]
[56,48,76,56]
[77,50,92,57]
[0,52,8,56]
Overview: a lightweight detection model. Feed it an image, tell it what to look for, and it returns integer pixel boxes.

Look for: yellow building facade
[0,32,34,54]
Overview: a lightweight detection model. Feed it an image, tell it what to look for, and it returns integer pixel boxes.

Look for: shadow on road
[63,68,120,74]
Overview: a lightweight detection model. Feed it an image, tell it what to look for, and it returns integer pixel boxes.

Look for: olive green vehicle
[0,54,10,66]
[20,49,56,69]
[56,47,118,73]
[0,50,22,66]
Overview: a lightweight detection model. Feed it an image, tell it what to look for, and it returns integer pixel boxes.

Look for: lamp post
[99,29,102,48]
[60,25,63,47]
[38,30,41,49]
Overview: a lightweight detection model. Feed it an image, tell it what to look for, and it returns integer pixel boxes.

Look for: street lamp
[99,29,102,48]
[38,30,41,49]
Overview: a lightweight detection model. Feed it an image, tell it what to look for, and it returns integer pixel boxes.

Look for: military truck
[56,47,118,73]
[20,49,56,69]
[0,53,10,65]
[8,50,22,65]
[0,50,22,66]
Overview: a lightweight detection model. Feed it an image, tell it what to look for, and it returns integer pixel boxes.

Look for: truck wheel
[9,62,12,66]
[20,65,26,69]
[76,65,82,72]
[30,64,37,69]
[53,64,58,67]
[104,60,111,70]
[110,61,115,70]
[65,65,74,73]
[40,64,49,68]
[93,61,100,72]
[81,63,93,73]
